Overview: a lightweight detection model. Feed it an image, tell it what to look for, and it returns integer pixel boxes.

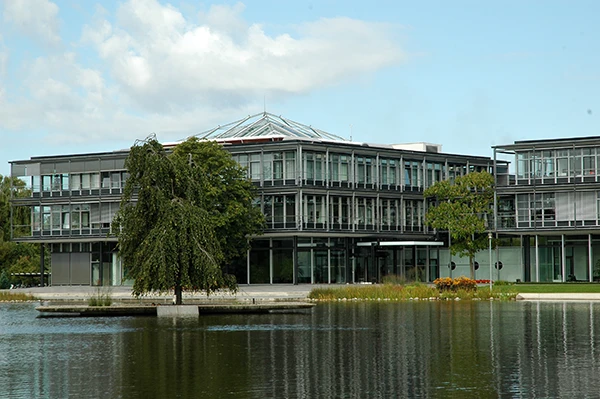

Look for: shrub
[434,276,477,292]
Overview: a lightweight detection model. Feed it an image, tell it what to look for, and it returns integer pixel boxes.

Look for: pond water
[1,301,599,398]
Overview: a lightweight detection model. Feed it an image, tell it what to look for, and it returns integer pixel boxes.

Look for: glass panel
[272,248,293,284]
[274,196,283,224]
[249,249,270,284]
[71,174,81,190]
[297,251,311,283]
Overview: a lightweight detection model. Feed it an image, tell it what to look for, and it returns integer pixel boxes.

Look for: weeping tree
[114,135,262,304]
[173,138,264,267]
[424,171,495,278]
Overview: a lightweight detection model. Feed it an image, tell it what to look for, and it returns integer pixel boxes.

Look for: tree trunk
[174,284,183,305]
[469,257,475,279]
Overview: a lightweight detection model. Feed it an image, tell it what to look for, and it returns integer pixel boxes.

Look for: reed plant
[87,286,113,306]
[309,280,518,301]
[0,291,36,301]
[309,283,439,301]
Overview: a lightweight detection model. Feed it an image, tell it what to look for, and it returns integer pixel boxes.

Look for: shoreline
[4,285,600,303]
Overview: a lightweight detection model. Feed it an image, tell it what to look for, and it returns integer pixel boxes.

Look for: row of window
[516,147,600,181]
[32,172,130,193]
[232,151,488,188]
[26,194,427,234]
[32,202,120,231]
[498,191,600,228]
[20,152,488,197]
[259,194,425,231]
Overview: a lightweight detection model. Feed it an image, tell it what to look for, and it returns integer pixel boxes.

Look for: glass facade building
[10,113,499,286]
[494,136,600,282]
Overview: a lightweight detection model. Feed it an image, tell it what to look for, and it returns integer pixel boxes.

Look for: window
[273,153,283,180]
[340,156,349,181]
[250,154,261,180]
[71,174,81,190]
[583,148,595,175]
[556,150,569,177]
[285,152,295,180]
[81,174,91,189]
[91,173,100,189]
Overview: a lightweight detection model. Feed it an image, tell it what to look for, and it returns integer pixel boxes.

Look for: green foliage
[88,287,113,306]
[0,270,10,289]
[0,175,44,280]
[511,283,600,293]
[493,280,514,286]
[172,138,265,264]
[115,136,259,304]
[382,275,407,285]
[424,171,495,277]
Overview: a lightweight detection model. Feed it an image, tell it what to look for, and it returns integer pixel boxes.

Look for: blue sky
[1,0,599,177]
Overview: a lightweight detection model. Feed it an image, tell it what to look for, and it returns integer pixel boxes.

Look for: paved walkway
[6,285,600,302]
[7,284,321,302]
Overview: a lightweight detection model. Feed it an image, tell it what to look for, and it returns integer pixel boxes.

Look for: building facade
[10,113,502,286]
[494,137,600,282]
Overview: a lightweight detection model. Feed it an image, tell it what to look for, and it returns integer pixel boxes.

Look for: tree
[115,136,263,304]
[0,175,42,284]
[424,171,495,278]
[173,138,264,266]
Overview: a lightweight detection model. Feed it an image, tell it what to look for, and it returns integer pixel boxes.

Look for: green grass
[513,283,600,293]
[308,283,517,301]
[0,291,36,301]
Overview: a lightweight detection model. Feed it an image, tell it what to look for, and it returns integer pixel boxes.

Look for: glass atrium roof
[194,112,349,142]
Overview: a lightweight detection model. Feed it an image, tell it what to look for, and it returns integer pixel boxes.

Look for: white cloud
[1,0,61,46]
[1,0,405,146]
[84,0,404,112]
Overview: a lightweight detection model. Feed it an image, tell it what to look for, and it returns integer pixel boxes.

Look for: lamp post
[488,232,493,291]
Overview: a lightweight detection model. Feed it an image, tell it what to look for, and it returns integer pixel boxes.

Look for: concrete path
[7,285,600,302]
[6,284,320,302]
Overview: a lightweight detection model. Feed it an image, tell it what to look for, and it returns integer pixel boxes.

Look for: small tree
[0,175,43,282]
[115,136,256,304]
[424,171,495,278]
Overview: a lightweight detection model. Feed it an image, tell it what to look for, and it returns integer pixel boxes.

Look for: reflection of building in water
[503,301,600,397]
[231,302,600,397]
[10,302,600,397]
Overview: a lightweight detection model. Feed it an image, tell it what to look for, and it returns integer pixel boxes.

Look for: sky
[1,0,599,177]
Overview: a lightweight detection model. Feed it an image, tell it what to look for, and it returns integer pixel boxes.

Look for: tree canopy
[0,175,44,288]
[423,171,495,277]
[114,136,264,304]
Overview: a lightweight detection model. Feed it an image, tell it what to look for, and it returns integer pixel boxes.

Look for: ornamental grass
[308,283,438,301]
[0,291,36,302]
[309,277,518,301]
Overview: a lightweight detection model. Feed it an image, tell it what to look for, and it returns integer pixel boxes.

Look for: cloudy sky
[1,0,599,176]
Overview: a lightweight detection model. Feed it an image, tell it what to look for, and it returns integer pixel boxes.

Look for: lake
[1,301,599,398]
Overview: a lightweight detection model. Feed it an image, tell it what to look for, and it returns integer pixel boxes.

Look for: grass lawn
[513,283,600,293]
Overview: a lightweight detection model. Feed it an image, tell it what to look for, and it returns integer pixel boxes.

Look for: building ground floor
[42,233,600,286]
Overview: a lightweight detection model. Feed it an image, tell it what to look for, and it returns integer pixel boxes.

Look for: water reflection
[1,301,599,398]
